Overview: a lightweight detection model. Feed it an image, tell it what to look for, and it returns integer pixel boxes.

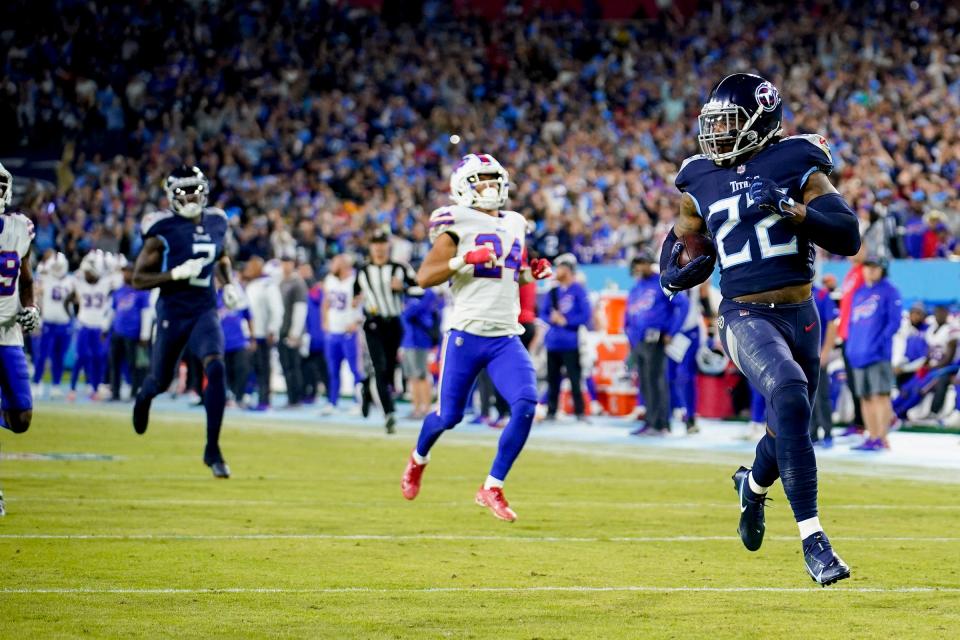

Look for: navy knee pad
[769,382,811,441]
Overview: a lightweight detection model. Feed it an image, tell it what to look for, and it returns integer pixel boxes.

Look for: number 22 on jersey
[473,234,522,281]
[709,194,797,269]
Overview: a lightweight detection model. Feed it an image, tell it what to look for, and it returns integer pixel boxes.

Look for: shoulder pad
[782,134,834,175]
[141,210,175,236]
[428,206,459,243]
[675,155,711,192]
[204,207,227,219]
[15,213,35,241]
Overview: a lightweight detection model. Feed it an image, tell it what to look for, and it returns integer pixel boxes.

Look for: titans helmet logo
[754,82,780,112]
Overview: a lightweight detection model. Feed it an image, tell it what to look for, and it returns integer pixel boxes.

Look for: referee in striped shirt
[354,231,416,433]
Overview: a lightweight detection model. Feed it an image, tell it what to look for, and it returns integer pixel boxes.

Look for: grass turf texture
[1,408,959,639]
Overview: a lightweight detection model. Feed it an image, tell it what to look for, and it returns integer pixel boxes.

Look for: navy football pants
[719,298,821,522]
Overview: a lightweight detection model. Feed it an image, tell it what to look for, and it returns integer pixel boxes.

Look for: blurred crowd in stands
[3,0,960,274]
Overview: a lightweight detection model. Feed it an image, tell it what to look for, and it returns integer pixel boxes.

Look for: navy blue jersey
[141,208,228,316]
[675,134,834,299]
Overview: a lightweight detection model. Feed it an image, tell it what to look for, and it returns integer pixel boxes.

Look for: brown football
[677,233,717,268]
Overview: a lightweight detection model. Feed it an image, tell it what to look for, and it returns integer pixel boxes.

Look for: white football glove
[222,283,243,309]
[17,306,40,333]
[170,257,206,281]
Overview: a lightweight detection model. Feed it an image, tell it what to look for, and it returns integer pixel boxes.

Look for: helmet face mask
[450,154,509,211]
[165,166,209,218]
[697,74,783,166]
[49,252,69,279]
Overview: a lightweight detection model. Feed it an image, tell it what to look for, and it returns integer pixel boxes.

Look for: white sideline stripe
[3,533,960,543]
[11,496,960,511]
[2,586,959,595]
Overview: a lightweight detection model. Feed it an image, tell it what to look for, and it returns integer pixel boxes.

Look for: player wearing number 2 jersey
[132,165,241,478]
[401,153,554,522]
[0,162,38,516]
[659,74,861,586]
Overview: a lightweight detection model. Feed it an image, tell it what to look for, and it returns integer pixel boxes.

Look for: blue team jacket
[813,285,838,346]
[401,289,439,349]
[539,282,591,352]
[306,284,325,353]
[111,285,151,340]
[624,275,688,347]
[218,291,251,353]
[846,279,902,368]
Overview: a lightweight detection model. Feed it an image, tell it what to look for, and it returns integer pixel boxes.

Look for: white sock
[412,451,429,465]
[483,475,504,490]
[797,516,823,540]
[747,471,769,495]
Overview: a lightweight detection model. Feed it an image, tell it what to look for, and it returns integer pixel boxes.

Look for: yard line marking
[2,586,959,595]
[2,533,960,543]
[11,496,960,511]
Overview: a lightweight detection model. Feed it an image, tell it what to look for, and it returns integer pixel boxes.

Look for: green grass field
[1,406,959,639]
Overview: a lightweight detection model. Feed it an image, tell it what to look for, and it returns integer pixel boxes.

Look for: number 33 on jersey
[429,204,527,336]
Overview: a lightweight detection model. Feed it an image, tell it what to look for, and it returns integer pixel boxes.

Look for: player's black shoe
[207,461,231,479]
[385,413,396,435]
[802,531,850,586]
[732,466,769,551]
[132,395,152,435]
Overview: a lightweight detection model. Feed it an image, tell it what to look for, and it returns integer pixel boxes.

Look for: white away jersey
[0,213,35,346]
[75,277,114,329]
[429,204,527,336]
[39,274,74,325]
[323,273,360,334]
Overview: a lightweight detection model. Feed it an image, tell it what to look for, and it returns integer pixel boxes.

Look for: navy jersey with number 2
[675,134,834,299]
[141,208,228,317]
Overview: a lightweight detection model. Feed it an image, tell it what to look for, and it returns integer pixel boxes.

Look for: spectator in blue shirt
[810,283,839,446]
[846,257,902,451]
[624,251,687,435]
[539,254,591,421]
[109,264,152,400]
[301,266,329,405]
[219,287,254,408]
[401,286,441,419]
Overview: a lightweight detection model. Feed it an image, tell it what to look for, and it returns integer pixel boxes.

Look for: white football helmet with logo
[80,250,106,279]
[449,154,510,211]
[48,252,69,279]
[0,162,12,214]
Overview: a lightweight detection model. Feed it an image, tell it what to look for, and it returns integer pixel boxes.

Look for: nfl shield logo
[739,310,750,317]
[737,165,746,175]
[455,337,464,347]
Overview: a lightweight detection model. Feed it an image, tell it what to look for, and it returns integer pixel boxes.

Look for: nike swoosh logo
[739,479,747,513]
[804,322,816,332]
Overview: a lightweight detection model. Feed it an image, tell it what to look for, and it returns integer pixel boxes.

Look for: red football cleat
[401,452,427,500]
[475,486,517,522]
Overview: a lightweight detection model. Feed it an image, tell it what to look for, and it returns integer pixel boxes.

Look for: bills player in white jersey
[401,153,553,521]
[67,251,113,400]
[32,252,73,397]
[321,255,366,412]
[0,163,39,516]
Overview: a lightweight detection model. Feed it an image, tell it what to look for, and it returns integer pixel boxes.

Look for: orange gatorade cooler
[596,291,628,335]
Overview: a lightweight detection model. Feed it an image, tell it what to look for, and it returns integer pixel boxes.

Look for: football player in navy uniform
[659,74,861,585]
[131,166,242,478]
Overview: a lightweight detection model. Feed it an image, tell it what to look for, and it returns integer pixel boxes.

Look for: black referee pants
[364,316,403,416]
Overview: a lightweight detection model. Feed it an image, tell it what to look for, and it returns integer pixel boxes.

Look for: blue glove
[659,230,716,298]
[749,177,796,216]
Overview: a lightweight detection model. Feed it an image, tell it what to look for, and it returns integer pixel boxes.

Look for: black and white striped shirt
[354,261,416,318]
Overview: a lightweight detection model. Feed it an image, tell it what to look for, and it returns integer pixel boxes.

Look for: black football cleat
[132,395,152,435]
[732,466,769,552]
[385,413,397,435]
[803,531,850,587]
[207,461,231,479]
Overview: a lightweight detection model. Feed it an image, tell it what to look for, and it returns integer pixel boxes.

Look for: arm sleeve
[801,193,861,256]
